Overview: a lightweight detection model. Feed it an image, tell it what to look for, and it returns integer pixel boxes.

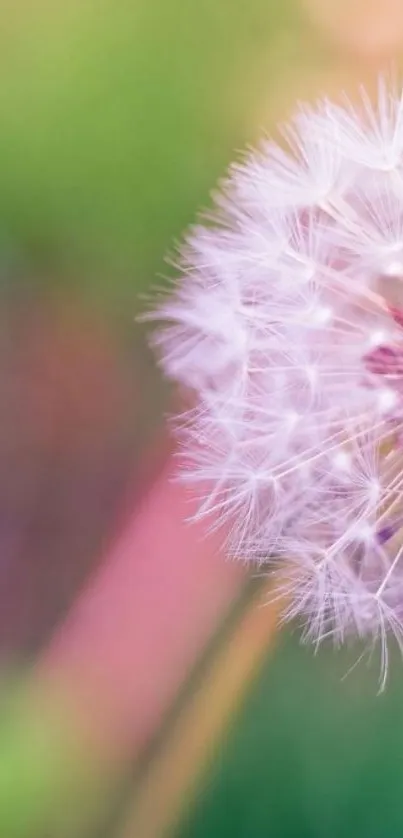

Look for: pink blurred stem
[36,453,247,764]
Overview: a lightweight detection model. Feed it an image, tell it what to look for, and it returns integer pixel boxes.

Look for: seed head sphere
[150,80,403,684]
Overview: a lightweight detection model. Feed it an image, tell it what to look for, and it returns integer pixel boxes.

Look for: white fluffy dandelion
[149,78,403,682]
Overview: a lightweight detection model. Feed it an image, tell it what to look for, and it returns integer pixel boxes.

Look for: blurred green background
[0,0,314,311]
[177,633,403,838]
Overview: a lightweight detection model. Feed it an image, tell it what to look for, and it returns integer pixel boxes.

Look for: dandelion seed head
[149,77,403,684]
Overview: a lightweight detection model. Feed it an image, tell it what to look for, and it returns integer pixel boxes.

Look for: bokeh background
[1,1,403,836]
